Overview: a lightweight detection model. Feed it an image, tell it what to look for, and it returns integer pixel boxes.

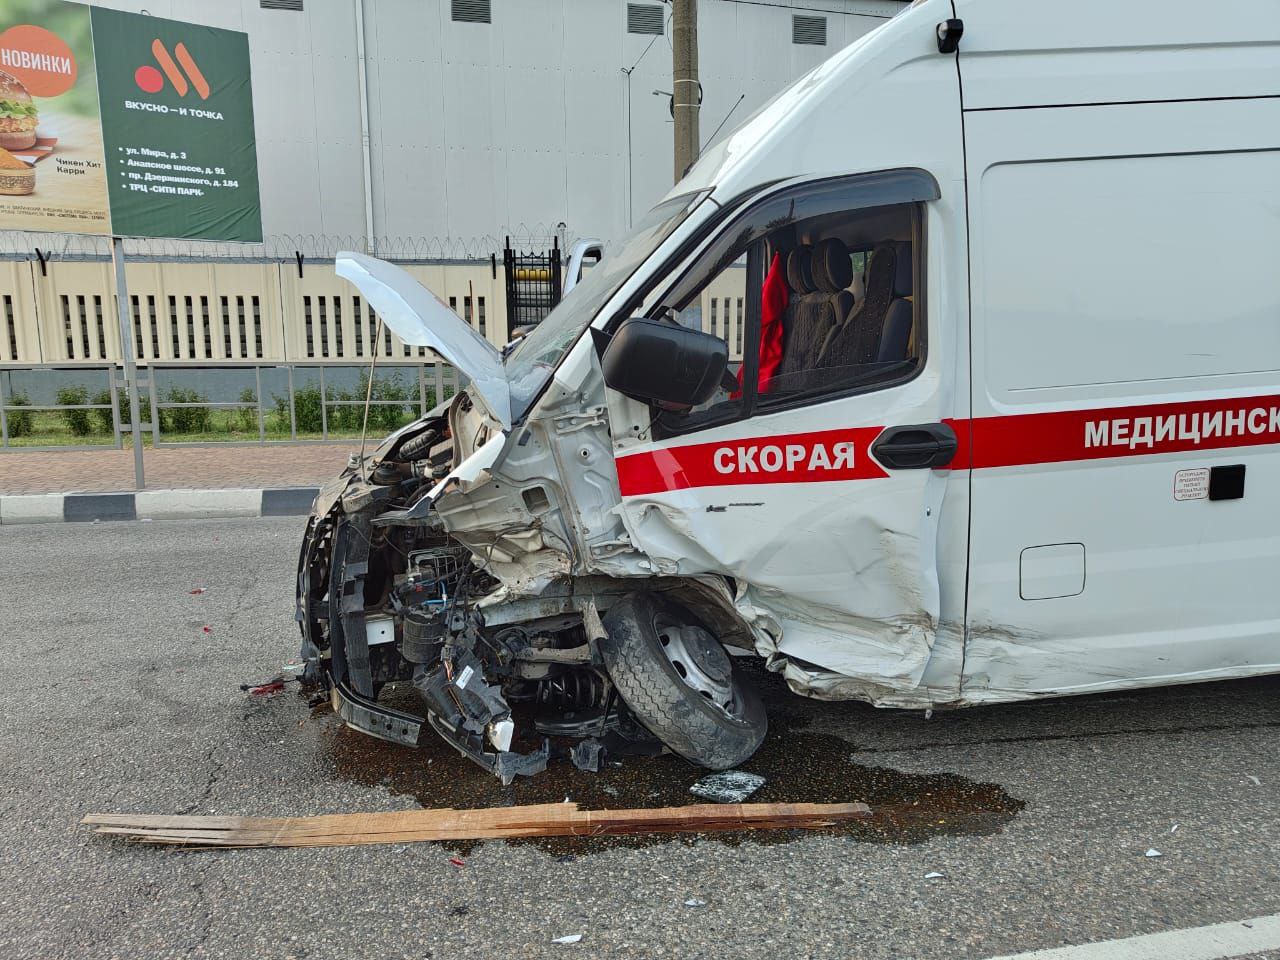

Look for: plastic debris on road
[924,872,945,879]
[684,898,706,907]
[551,934,583,945]
[1246,775,1262,786]
[1145,848,1162,858]
[448,856,465,868]
[689,770,766,803]
[281,659,306,677]
[245,680,285,697]
[189,587,207,595]
[201,626,212,634]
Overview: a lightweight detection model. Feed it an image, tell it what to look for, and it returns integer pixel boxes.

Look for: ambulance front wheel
[600,592,767,770]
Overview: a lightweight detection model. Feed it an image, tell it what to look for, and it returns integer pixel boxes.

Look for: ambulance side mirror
[600,316,729,407]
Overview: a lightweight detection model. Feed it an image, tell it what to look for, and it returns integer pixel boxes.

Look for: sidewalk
[0,442,354,495]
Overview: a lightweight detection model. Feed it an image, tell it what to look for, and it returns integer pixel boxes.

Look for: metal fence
[0,256,509,366]
[0,361,461,450]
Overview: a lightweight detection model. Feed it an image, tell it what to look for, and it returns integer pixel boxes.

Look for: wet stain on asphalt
[305,669,1024,855]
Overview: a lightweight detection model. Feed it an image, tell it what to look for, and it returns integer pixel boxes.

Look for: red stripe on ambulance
[615,426,887,496]
[956,393,1280,469]
[616,394,1280,496]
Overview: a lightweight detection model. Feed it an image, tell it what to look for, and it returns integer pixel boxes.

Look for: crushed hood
[335,252,512,429]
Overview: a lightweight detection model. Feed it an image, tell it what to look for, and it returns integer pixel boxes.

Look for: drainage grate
[260,0,303,10]
[792,14,827,45]
[452,0,491,24]
[627,3,665,35]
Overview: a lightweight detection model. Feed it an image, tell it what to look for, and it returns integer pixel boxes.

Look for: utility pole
[672,0,700,182]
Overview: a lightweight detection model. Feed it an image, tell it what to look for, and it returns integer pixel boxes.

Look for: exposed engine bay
[295,395,768,784]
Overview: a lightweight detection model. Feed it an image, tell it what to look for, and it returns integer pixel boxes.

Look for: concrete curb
[0,487,320,525]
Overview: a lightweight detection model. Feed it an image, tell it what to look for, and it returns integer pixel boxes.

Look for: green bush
[370,371,415,432]
[89,389,151,435]
[324,372,418,434]
[161,386,212,434]
[5,391,32,438]
[56,385,92,436]
[296,384,323,433]
[270,375,421,437]
[90,389,113,434]
[237,387,258,432]
[326,382,362,433]
[273,384,322,434]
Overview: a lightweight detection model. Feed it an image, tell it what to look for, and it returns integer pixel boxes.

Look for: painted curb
[0,487,319,525]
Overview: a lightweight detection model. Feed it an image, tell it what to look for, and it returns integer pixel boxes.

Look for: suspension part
[536,670,608,712]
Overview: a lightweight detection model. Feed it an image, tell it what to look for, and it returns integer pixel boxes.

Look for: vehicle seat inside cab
[877,240,914,363]
[817,240,902,369]
[779,242,840,382]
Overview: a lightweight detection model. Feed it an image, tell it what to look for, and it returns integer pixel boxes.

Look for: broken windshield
[504,191,705,422]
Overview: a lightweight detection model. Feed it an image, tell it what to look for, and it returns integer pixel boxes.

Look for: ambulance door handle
[871,423,958,470]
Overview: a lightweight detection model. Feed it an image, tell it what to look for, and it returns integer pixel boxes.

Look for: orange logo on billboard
[134,40,209,100]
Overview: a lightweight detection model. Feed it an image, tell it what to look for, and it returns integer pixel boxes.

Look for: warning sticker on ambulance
[1174,468,1210,501]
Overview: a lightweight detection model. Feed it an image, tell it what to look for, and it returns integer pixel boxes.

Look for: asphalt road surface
[2,518,1278,960]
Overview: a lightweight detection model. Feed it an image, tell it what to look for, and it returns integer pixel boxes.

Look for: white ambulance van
[297,0,1280,780]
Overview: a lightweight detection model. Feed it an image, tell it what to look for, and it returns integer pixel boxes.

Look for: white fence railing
[0,257,507,366]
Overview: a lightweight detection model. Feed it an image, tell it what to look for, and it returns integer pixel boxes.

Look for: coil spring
[536,670,607,711]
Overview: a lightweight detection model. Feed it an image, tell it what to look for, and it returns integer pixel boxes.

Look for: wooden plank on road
[83,801,871,849]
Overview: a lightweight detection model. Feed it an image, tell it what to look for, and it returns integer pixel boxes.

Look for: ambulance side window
[755,202,920,410]
[648,175,930,437]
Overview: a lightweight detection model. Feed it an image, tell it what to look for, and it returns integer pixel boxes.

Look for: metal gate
[502,236,562,337]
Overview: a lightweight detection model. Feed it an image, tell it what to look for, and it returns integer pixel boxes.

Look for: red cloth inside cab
[734,250,788,398]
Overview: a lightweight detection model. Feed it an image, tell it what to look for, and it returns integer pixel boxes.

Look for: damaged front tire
[601,592,767,770]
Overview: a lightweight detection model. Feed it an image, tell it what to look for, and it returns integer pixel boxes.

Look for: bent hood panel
[335,252,511,429]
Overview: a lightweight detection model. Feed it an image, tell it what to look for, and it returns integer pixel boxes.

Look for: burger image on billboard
[0,69,37,150]
[0,146,34,195]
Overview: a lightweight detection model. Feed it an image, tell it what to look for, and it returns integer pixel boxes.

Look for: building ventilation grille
[627,3,665,35]
[260,0,303,10]
[452,0,492,24]
[792,14,827,45]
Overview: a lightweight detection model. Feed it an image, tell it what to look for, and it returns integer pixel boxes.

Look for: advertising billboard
[0,0,261,242]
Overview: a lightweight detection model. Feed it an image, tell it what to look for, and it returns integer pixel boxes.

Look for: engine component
[402,609,445,663]
[370,461,409,486]
[396,427,440,462]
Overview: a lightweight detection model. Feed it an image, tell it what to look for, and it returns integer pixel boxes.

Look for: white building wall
[75,0,905,254]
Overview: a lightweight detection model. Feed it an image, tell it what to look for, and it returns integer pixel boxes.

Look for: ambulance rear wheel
[600,592,767,770]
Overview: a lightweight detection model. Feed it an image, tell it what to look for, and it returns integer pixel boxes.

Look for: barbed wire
[0,223,584,263]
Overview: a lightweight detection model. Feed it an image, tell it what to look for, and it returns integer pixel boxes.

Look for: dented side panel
[615,439,947,692]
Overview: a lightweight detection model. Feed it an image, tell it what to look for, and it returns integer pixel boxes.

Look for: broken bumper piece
[329,679,422,747]
[324,665,549,785]
[413,659,550,785]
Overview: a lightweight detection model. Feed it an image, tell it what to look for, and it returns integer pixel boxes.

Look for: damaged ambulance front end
[296,193,776,782]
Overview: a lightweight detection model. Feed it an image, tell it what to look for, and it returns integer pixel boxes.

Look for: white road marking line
[985,914,1280,960]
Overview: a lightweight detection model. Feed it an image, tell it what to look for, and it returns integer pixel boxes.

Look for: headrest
[893,241,913,298]
[785,247,814,295]
[866,242,897,293]
[811,238,853,294]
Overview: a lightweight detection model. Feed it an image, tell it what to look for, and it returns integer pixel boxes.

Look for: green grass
[3,410,119,447]
[3,371,432,448]
[1,407,420,447]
